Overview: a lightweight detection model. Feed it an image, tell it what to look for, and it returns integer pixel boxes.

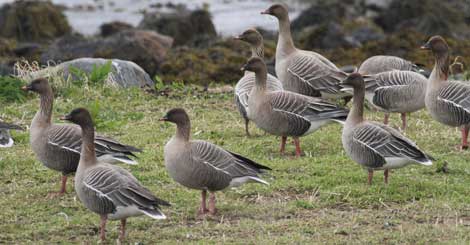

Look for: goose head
[60,108,94,128]
[261,3,289,20]
[421,35,449,57]
[21,78,50,94]
[340,73,365,91]
[160,108,190,125]
[234,28,263,47]
[240,57,266,73]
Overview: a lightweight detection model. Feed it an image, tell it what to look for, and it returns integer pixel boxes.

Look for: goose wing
[353,122,431,163]
[437,81,470,123]
[0,121,24,131]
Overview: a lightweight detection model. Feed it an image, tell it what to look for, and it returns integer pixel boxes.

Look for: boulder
[139,8,216,47]
[298,22,361,50]
[0,0,70,42]
[100,21,134,37]
[41,30,173,76]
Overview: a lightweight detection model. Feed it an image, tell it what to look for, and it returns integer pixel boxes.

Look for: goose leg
[208,192,217,215]
[383,113,390,125]
[100,214,107,242]
[198,190,209,215]
[244,118,250,137]
[384,169,389,184]
[47,175,67,198]
[293,137,301,157]
[401,113,407,130]
[280,136,287,155]
[367,170,374,185]
[461,126,469,150]
[119,219,126,241]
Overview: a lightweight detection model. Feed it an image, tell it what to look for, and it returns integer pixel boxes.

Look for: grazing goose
[346,70,428,130]
[242,57,349,157]
[161,108,270,215]
[261,3,349,99]
[358,55,423,75]
[22,78,141,196]
[340,73,432,184]
[234,28,283,136]
[421,36,470,150]
[61,108,169,242]
[0,121,24,147]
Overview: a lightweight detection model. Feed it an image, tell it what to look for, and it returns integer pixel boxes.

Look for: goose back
[359,55,420,75]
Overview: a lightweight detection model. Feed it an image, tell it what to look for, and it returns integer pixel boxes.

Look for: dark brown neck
[38,88,54,124]
[176,121,191,141]
[348,86,365,125]
[434,52,450,81]
[254,69,268,91]
[80,124,97,166]
[277,16,295,56]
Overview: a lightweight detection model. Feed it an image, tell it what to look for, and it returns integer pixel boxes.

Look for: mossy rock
[0,0,71,42]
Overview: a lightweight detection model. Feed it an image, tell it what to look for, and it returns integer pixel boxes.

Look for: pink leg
[367,170,374,185]
[384,169,389,184]
[100,215,107,242]
[461,126,469,150]
[198,190,209,215]
[383,113,390,125]
[47,175,67,198]
[293,137,301,157]
[208,192,217,215]
[244,118,250,137]
[401,113,407,130]
[280,136,287,155]
[119,219,126,241]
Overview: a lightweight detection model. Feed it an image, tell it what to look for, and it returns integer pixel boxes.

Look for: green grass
[1,85,469,244]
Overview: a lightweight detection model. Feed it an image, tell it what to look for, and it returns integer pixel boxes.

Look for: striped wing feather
[438,81,470,124]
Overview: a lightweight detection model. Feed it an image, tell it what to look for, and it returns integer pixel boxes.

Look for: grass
[1,83,469,244]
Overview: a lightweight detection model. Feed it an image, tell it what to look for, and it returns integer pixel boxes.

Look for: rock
[41,30,173,76]
[139,8,217,47]
[53,58,154,88]
[0,0,71,42]
[345,18,385,43]
[298,22,361,50]
[100,21,134,37]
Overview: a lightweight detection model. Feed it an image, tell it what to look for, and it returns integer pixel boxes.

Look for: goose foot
[100,214,107,242]
[279,136,287,155]
[208,192,217,215]
[400,113,407,131]
[460,126,469,150]
[367,170,374,185]
[293,137,301,158]
[244,118,251,137]
[119,219,126,242]
[197,190,210,216]
[46,191,65,198]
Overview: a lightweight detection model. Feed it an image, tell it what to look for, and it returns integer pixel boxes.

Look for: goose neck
[276,17,295,57]
[251,44,265,59]
[347,86,365,125]
[176,121,191,142]
[429,52,450,89]
[37,89,54,124]
[79,125,97,168]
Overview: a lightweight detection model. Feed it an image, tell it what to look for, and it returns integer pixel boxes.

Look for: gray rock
[56,58,154,88]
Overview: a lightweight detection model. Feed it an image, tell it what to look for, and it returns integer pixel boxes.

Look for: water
[0,0,308,36]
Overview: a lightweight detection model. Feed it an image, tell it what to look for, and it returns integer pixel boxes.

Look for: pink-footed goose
[261,3,349,99]
[161,108,270,215]
[234,28,283,136]
[0,121,24,147]
[241,57,349,157]
[421,36,470,150]
[61,108,169,242]
[358,55,427,127]
[22,78,141,196]
[340,73,433,185]
[342,70,428,130]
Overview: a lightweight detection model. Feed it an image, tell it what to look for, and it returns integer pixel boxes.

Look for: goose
[261,3,349,99]
[421,36,470,150]
[161,108,270,215]
[233,28,283,136]
[241,57,349,157]
[22,78,141,196]
[358,55,423,75]
[0,121,24,147]
[342,70,428,130]
[340,73,433,185]
[449,56,464,80]
[61,108,169,242]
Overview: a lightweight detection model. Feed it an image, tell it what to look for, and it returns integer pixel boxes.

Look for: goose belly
[376,157,414,170]
[109,205,143,220]
[303,120,331,135]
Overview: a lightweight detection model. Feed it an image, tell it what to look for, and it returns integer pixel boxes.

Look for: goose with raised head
[358,55,424,75]
[242,57,349,157]
[61,108,169,242]
[340,73,433,185]
[344,70,428,130]
[421,36,470,150]
[261,3,349,99]
[234,28,283,136]
[161,108,270,215]
[22,78,141,196]
[0,121,24,147]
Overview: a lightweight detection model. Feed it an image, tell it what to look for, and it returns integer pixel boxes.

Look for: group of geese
[2,3,470,242]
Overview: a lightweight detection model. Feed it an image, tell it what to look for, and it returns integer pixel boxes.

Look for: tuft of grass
[0,76,26,102]
[0,81,469,243]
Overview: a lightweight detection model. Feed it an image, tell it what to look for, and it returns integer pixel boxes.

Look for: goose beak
[260,9,269,15]
[59,115,71,121]
[21,85,31,91]
[233,36,241,40]
[420,43,431,50]
[240,64,247,72]
[159,116,168,122]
